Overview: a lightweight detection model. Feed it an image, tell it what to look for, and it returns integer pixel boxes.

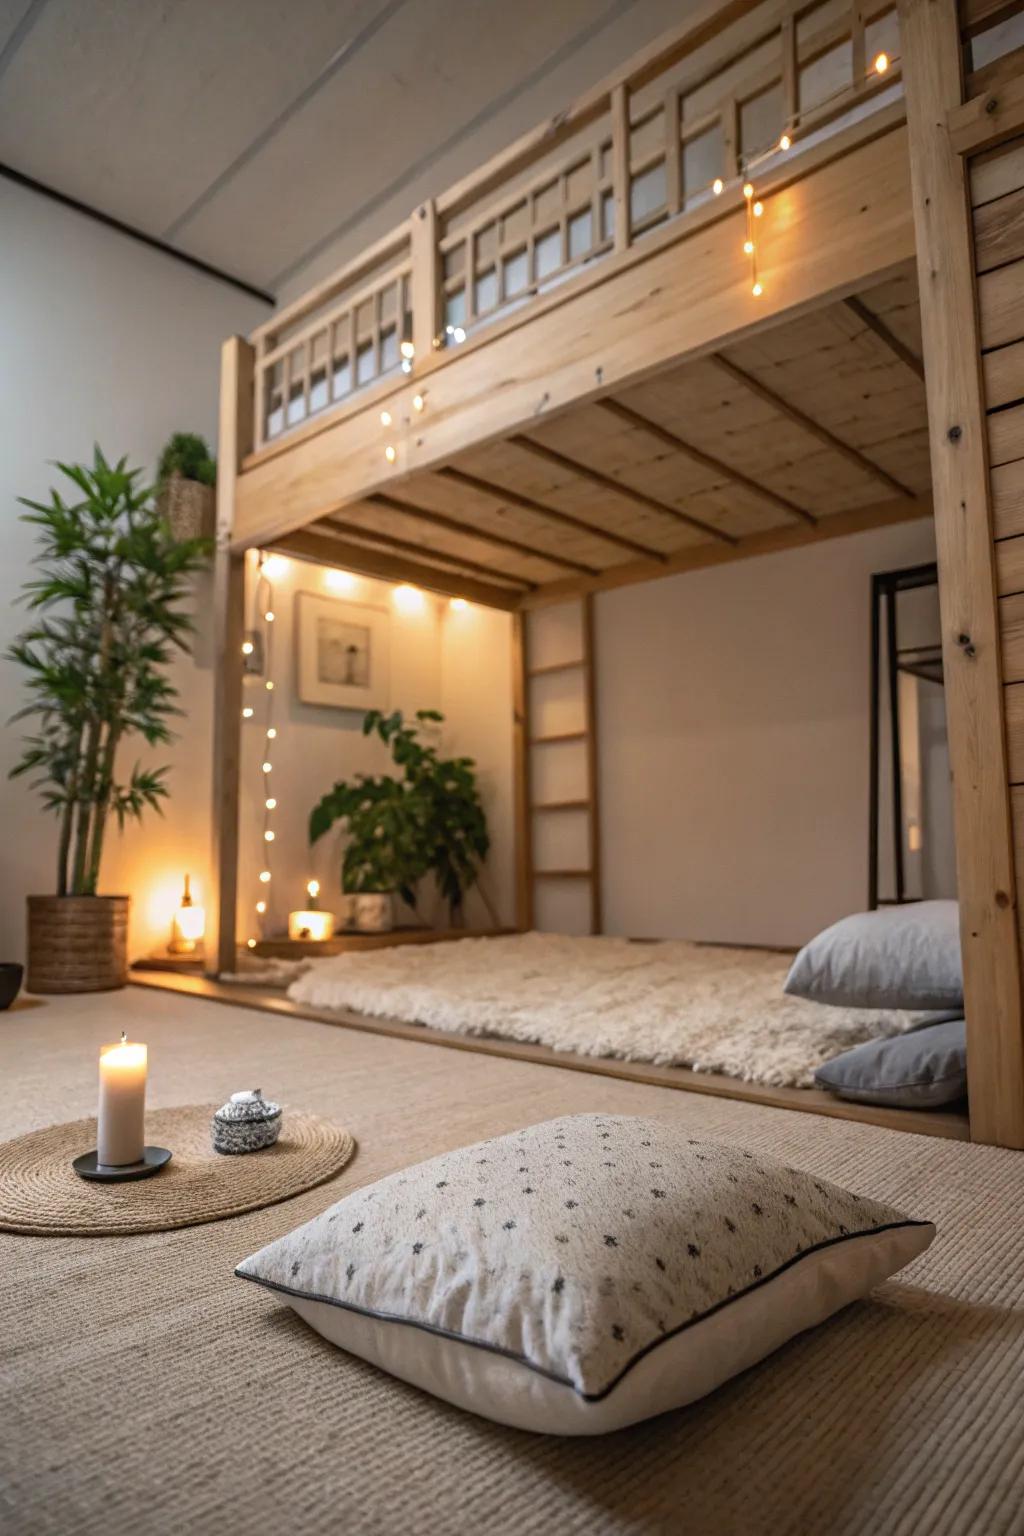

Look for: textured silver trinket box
[212,1089,282,1154]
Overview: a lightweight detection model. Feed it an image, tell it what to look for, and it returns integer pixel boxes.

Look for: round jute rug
[0,1105,356,1236]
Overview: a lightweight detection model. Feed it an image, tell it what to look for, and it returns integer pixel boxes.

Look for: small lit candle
[97,1033,147,1167]
[288,879,336,942]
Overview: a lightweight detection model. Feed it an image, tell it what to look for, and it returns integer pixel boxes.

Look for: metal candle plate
[71,1147,173,1183]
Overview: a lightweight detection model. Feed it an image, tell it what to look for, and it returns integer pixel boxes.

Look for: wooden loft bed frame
[209,0,1024,1149]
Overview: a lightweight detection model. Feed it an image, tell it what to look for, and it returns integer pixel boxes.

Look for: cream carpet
[287,931,948,1087]
[2,986,1023,1536]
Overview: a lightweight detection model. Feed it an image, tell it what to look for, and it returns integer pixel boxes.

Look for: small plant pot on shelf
[354,893,393,932]
[157,473,214,543]
[26,896,129,994]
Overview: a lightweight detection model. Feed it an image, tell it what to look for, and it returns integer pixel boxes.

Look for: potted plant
[156,431,216,542]
[309,708,491,931]
[8,448,209,992]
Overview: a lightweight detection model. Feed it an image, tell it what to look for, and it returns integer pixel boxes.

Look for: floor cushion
[815,1017,967,1107]
[785,900,962,1011]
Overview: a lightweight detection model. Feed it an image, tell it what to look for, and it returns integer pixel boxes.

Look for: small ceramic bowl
[211,1089,282,1155]
[0,963,23,1010]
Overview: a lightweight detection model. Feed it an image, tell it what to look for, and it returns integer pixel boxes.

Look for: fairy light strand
[241,551,279,950]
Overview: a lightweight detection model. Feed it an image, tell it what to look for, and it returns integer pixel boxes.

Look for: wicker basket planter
[157,474,214,542]
[26,896,129,994]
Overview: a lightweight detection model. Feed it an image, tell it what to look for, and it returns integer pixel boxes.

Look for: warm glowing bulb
[265,680,274,691]
[450,597,469,612]
[247,937,257,948]
[712,177,724,195]
[743,239,755,255]
[256,900,266,914]
[265,610,275,622]
[753,201,763,218]
[413,394,424,411]
[752,281,763,297]
[266,727,277,739]
[265,797,276,810]
[380,409,392,427]
[262,761,272,773]
[325,568,356,593]
[307,879,320,899]
[452,326,466,344]
[400,339,415,359]
[259,870,271,883]
[242,706,254,719]
[261,555,288,580]
[874,50,889,73]
[743,182,754,199]
[393,583,425,613]
[264,829,275,842]
[779,133,791,151]
[241,640,254,656]
[385,445,396,463]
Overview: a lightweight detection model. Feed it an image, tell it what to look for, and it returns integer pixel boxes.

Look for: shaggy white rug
[287,932,948,1088]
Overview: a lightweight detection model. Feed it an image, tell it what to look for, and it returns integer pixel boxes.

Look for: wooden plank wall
[977,136,1024,947]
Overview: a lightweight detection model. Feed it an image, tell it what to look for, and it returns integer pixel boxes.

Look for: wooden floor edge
[129,970,970,1143]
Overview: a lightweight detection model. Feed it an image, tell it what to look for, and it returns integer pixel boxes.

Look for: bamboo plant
[8,448,209,896]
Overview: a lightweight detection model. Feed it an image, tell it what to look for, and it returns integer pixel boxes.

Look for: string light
[400,340,415,360]
[385,444,396,463]
[874,50,889,73]
[264,830,275,842]
[752,281,763,297]
[753,201,763,218]
[241,640,254,656]
[247,937,257,948]
[413,394,424,412]
[265,610,275,622]
[265,797,276,810]
[259,870,271,883]
[243,550,281,952]
[242,706,254,719]
[266,727,277,740]
[779,132,791,151]
[743,182,754,200]
[744,239,755,255]
[380,410,392,427]
[262,760,272,773]
[265,680,274,691]
[712,177,724,195]
[255,900,266,914]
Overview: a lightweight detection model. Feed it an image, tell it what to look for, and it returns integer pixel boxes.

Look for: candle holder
[72,1146,172,1182]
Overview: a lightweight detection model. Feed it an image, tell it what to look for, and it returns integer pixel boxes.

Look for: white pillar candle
[97,1033,147,1167]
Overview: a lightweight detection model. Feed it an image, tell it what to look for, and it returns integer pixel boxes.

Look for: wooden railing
[249,0,909,454]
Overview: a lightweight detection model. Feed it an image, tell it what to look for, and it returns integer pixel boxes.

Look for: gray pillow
[815,1018,966,1108]
[785,900,962,1010]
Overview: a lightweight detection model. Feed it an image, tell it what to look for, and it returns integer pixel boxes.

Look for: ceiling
[0,0,699,305]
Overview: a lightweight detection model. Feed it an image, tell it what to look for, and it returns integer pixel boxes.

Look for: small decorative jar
[211,1089,282,1155]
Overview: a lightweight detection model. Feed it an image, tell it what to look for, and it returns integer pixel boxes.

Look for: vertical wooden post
[207,336,255,978]
[611,84,632,253]
[411,199,439,363]
[899,0,1024,1147]
[582,593,603,935]
[512,610,534,930]
[664,89,682,217]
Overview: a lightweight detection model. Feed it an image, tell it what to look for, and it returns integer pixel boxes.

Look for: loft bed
[201,0,1024,1151]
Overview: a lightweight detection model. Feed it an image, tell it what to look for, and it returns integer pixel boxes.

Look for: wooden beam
[233,120,915,549]
[844,294,927,380]
[320,514,535,589]
[582,592,602,936]
[959,0,1024,39]
[437,464,670,563]
[709,352,918,500]
[596,397,817,527]
[949,71,1024,156]
[511,612,533,929]
[900,0,1024,1149]
[519,494,933,609]
[268,527,523,611]
[610,83,632,254]
[410,199,439,363]
[208,336,254,978]
[511,433,741,542]
[370,490,601,577]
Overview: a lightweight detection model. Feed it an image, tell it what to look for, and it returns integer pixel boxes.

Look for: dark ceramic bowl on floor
[0,964,24,1010]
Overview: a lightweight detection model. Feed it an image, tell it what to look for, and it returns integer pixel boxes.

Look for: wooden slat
[973,183,1024,273]
[996,531,1024,593]
[371,491,600,577]
[527,659,584,677]
[844,294,927,379]
[1006,679,1024,781]
[989,401,1024,465]
[513,432,742,542]
[983,335,1024,408]
[533,869,593,879]
[709,352,916,500]
[980,257,1024,349]
[582,591,602,936]
[901,0,1024,1148]
[948,70,1024,156]
[1000,589,1024,679]
[529,730,588,745]
[960,0,1024,38]
[436,465,669,563]
[993,456,1024,536]
[531,799,591,811]
[268,527,523,611]
[320,515,535,589]
[209,336,254,978]
[610,83,631,254]
[972,138,1024,208]
[410,199,439,362]
[512,612,533,930]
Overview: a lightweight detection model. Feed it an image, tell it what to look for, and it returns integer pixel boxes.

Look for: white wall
[593,517,954,948]
[0,179,266,962]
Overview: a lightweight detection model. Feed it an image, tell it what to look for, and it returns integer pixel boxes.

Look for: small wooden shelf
[527,659,585,678]
[528,730,588,745]
[531,798,591,811]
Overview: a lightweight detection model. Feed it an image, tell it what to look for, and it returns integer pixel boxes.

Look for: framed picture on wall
[295,592,391,711]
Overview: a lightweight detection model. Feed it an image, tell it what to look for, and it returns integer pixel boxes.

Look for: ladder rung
[529,730,587,745]
[531,799,590,812]
[533,869,593,880]
[527,659,585,678]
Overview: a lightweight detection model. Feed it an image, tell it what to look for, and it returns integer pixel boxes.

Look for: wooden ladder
[513,594,601,934]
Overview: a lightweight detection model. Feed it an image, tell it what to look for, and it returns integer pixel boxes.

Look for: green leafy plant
[309,708,491,923]
[8,448,210,896]
[157,431,216,488]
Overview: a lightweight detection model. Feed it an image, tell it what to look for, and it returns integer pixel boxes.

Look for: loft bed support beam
[370,491,601,577]
[595,397,816,528]
[899,0,1024,1148]
[319,514,537,590]
[208,335,254,978]
[843,295,927,381]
